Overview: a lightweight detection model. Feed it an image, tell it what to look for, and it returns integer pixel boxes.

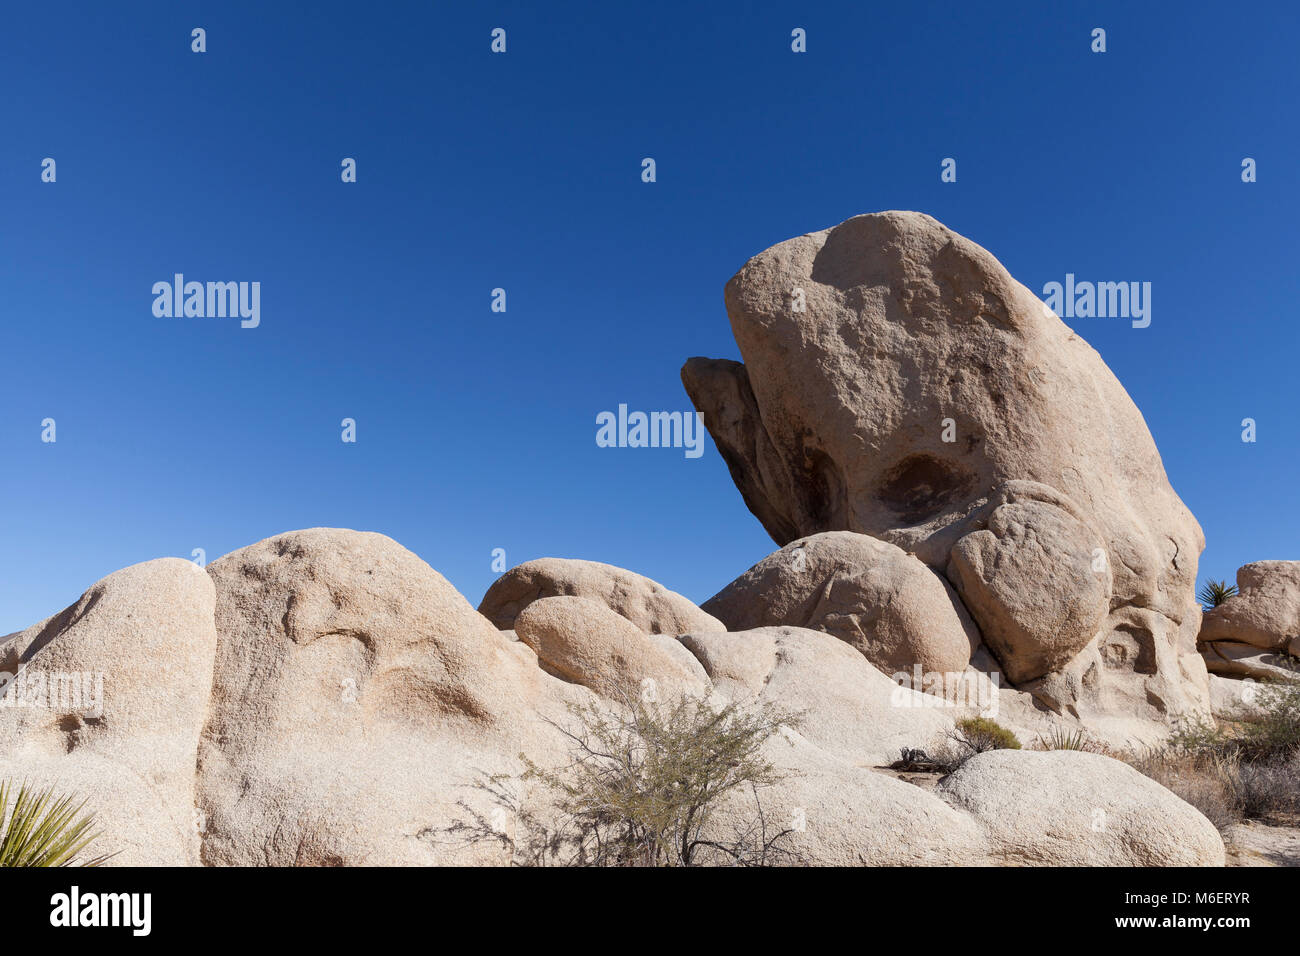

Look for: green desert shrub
[446,687,807,866]
[1232,681,1300,763]
[0,780,113,867]
[1197,579,1238,609]
[1034,728,1086,749]
[931,717,1022,773]
[1171,680,1300,764]
[953,717,1021,753]
[1029,728,1112,749]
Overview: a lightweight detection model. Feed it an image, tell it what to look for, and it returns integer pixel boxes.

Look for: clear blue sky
[1,1,1296,634]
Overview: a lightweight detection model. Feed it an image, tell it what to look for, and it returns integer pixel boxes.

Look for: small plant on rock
[931,717,1022,772]
[951,716,1021,754]
[0,780,113,867]
[1197,579,1238,610]
[1036,726,1099,752]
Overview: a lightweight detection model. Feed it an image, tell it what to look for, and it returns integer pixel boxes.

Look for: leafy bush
[1171,680,1300,764]
[929,717,1022,773]
[0,780,112,867]
[1197,579,1238,609]
[952,717,1021,753]
[447,688,807,866]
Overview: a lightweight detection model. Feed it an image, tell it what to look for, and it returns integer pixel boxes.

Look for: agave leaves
[1198,579,1239,610]
[0,780,113,867]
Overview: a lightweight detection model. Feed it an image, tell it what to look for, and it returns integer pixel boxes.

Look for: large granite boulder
[195,528,587,866]
[0,559,217,865]
[683,211,1209,736]
[938,749,1225,866]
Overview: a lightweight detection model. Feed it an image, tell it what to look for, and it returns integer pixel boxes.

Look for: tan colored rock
[687,627,1221,865]
[701,532,977,684]
[937,749,1225,866]
[683,210,1208,733]
[946,482,1111,683]
[949,645,1079,746]
[514,596,709,701]
[1207,674,1271,723]
[0,559,216,865]
[0,528,1232,868]
[480,557,723,635]
[679,625,989,864]
[706,731,990,866]
[1201,561,1300,651]
[197,528,587,866]
[682,626,956,767]
[1201,641,1300,683]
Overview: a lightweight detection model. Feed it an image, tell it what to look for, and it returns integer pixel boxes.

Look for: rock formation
[0,559,215,865]
[0,527,1226,866]
[937,749,1224,866]
[0,211,1237,867]
[480,557,724,635]
[1200,561,1300,681]
[684,210,1210,738]
[194,528,587,866]
[513,595,710,700]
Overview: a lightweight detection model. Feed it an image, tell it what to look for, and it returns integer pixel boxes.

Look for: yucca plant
[0,780,113,867]
[1037,726,1096,752]
[1198,579,1238,610]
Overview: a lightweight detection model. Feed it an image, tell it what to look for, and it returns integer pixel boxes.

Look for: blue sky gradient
[1,1,1296,633]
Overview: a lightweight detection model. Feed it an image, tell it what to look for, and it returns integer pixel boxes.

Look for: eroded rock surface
[684,211,1209,734]
[0,559,216,865]
[0,529,1225,868]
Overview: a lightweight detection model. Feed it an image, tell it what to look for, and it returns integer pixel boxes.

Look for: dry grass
[1121,749,1244,831]
[1117,681,1300,832]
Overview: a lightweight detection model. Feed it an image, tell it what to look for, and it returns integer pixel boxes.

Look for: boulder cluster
[3,211,1279,867]
[1199,561,1300,692]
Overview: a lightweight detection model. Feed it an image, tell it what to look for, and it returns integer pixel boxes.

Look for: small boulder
[701,532,978,684]
[480,557,724,635]
[1207,673,1271,723]
[514,596,710,701]
[947,482,1112,684]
